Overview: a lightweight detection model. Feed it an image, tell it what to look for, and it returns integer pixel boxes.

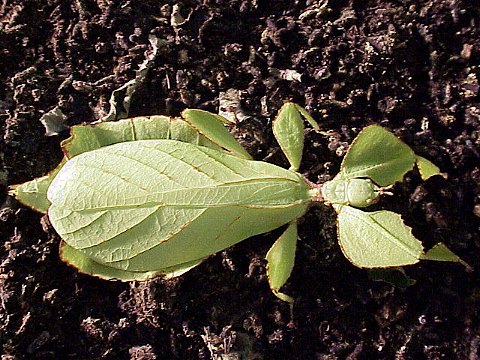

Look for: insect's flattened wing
[48,139,311,273]
[337,125,415,186]
[47,140,223,257]
[103,203,308,272]
[336,206,423,268]
[182,109,252,160]
[273,103,305,171]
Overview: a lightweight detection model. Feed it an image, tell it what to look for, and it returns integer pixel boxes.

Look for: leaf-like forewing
[336,125,416,186]
[335,205,424,267]
[48,140,310,272]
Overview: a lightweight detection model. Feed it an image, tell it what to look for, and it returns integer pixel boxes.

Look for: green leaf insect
[9,104,465,303]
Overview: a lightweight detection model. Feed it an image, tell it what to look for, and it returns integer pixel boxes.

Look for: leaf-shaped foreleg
[335,205,424,268]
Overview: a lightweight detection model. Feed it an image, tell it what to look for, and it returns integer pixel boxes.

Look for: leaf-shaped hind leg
[266,221,298,303]
[182,109,252,160]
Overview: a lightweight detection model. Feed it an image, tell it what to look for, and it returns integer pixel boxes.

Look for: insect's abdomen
[47,140,312,272]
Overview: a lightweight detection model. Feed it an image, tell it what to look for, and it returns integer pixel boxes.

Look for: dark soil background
[1,1,480,359]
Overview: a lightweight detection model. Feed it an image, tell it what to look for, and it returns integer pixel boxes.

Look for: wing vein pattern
[47,140,311,272]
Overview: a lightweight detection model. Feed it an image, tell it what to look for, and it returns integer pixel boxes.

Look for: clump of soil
[1,1,479,359]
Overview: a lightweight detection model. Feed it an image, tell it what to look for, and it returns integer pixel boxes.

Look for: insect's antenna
[377,185,394,197]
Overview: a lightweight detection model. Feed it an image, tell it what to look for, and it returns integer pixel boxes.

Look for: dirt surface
[1,1,480,359]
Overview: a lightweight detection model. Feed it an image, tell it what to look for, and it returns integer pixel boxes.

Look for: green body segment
[60,242,204,281]
[64,115,223,157]
[321,178,380,207]
[47,140,311,272]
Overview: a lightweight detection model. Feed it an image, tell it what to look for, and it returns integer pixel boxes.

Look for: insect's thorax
[321,178,380,207]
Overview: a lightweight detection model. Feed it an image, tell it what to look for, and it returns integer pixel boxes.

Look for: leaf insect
[10,104,465,303]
